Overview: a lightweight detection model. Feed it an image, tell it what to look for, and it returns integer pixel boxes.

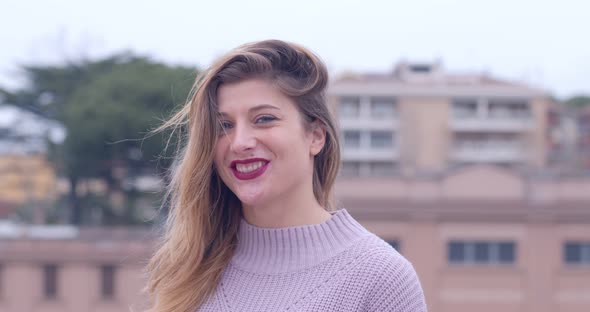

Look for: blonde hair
[144,39,341,312]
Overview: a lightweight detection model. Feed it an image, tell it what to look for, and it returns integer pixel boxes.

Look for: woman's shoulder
[348,233,415,275]
[346,234,427,311]
[332,209,409,269]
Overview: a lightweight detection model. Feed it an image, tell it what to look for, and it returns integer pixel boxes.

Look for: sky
[1,0,588,98]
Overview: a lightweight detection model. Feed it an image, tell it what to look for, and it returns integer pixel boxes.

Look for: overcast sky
[1,0,587,98]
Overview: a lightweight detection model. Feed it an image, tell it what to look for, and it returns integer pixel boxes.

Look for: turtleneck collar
[230,208,371,274]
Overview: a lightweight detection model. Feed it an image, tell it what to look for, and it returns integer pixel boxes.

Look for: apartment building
[1,166,588,312]
[328,61,552,176]
[0,155,56,206]
[0,77,585,312]
[0,104,64,211]
[335,165,590,312]
[0,225,152,312]
[576,106,590,170]
[546,101,590,174]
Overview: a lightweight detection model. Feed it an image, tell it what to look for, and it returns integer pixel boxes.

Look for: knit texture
[196,209,427,311]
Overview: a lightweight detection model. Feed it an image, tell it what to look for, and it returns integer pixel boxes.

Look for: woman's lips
[230,158,270,180]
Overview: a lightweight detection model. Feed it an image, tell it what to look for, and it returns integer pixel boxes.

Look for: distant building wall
[0,228,152,312]
[329,61,552,176]
[0,155,57,206]
[3,167,587,312]
[398,96,450,173]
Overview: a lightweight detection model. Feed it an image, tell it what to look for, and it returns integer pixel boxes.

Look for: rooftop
[330,61,547,98]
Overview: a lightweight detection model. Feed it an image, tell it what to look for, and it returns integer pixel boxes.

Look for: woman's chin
[234,187,266,208]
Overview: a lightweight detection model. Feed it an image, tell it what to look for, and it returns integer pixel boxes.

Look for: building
[328,61,552,176]
[1,63,587,312]
[546,101,590,174]
[575,106,590,171]
[1,166,589,312]
[0,104,65,214]
[0,224,152,312]
[328,65,588,311]
[337,166,590,312]
[335,166,590,312]
[0,155,57,206]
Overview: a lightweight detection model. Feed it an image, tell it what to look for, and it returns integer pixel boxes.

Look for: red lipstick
[230,158,270,180]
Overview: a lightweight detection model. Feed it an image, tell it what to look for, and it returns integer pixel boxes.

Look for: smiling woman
[215,79,330,228]
[145,40,427,312]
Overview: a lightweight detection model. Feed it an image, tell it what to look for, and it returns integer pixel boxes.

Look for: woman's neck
[231,208,371,274]
[241,188,330,228]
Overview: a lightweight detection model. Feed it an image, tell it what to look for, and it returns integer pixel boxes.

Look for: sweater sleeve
[365,250,428,312]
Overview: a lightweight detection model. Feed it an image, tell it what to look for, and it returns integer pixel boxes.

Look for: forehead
[216,79,295,114]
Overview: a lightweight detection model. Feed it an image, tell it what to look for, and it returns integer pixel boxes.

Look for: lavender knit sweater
[197,209,427,311]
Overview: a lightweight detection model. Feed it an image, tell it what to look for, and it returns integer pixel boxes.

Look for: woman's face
[214,79,324,209]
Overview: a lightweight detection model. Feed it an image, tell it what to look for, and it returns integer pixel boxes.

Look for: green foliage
[564,95,590,108]
[1,55,127,118]
[62,56,196,179]
[1,53,198,225]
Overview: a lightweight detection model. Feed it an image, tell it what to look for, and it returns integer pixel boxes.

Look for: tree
[564,95,590,108]
[1,54,196,225]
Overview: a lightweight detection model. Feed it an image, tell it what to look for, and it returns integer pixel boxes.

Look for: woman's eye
[255,115,277,124]
[218,120,233,131]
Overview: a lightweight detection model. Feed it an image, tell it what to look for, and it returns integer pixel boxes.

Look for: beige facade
[398,96,451,172]
[329,61,552,176]
[0,63,583,312]
[0,104,65,212]
[0,155,57,206]
[0,228,152,312]
[1,166,589,312]
[337,166,590,312]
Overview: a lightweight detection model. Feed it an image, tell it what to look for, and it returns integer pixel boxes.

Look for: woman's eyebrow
[217,104,280,117]
[249,104,280,113]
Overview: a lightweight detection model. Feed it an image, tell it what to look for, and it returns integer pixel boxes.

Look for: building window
[341,161,360,177]
[369,161,396,176]
[474,241,489,262]
[370,97,396,119]
[387,240,401,252]
[101,265,116,299]
[454,133,522,151]
[447,240,516,265]
[498,241,516,263]
[452,99,478,118]
[564,241,590,265]
[448,241,465,263]
[343,130,361,149]
[370,131,393,148]
[409,64,432,73]
[488,99,531,119]
[43,264,58,300]
[339,97,360,118]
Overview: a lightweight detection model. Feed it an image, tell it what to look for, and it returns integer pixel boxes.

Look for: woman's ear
[309,120,326,156]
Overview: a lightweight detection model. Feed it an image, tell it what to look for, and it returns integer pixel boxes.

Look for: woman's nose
[230,124,256,153]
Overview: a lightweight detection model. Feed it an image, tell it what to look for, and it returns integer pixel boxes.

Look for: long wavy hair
[144,39,341,312]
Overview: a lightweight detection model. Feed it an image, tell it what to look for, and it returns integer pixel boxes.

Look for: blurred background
[0,0,588,311]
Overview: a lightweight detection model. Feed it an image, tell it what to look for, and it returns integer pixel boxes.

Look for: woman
[145,39,427,312]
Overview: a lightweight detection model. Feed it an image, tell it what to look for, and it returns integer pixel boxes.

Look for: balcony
[451,142,525,163]
[339,118,398,130]
[451,117,533,132]
[451,98,533,132]
[341,129,397,161]
[342,147,399,161]
[338,96,398,130]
